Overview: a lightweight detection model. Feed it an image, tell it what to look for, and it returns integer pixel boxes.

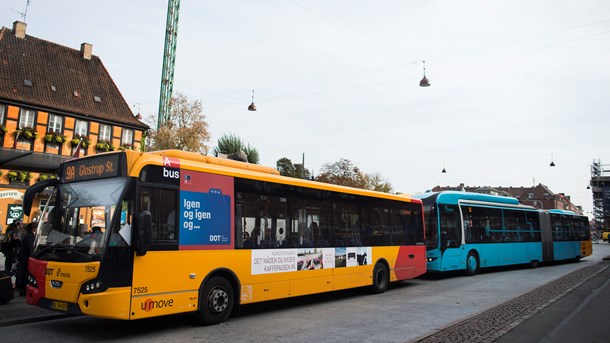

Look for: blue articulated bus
[415,191,592,275]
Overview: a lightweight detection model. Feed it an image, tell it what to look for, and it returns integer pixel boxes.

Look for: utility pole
[158,0,180,128]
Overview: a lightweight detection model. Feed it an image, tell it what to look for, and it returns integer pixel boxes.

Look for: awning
[0,148,72,173]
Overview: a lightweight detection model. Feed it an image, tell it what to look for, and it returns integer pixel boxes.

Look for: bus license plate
[51,301,68,311]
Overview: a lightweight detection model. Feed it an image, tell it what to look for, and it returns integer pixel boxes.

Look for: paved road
[1,243,608,342]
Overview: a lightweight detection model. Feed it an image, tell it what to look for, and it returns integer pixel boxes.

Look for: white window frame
[121,128,133,145]
[19,108,36,128]
[99,124,112,141]
[48,114,63,133]
[0,104,5,125]
[74,119,88,137]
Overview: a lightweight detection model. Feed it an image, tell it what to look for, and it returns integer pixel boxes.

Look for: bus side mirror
[136,211,152,256]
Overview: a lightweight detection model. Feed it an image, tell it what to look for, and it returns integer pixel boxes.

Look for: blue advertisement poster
[178,171,234,250]
[180,189,231,246]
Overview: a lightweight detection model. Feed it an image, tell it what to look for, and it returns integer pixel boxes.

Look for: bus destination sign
[61,153,125,182]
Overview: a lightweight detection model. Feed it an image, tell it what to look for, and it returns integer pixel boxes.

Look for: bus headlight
[27,274,38,287]
[426,257,438,262]
[81,280,105,294]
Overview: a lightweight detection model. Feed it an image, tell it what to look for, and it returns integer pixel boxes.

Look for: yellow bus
[23,150,426,324]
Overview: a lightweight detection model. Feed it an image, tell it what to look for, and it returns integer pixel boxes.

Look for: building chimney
[13,21,26,39]
[80,42,93,60]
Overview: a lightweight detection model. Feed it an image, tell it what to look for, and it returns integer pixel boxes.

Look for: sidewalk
[0,288,70,327]
[497,256,610,343]
[412,255,610,343]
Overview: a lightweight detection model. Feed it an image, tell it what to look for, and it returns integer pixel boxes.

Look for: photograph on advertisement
[297,248,323,271]
[335,247,346,268]
[357,247,371,265]
[346,247,358,267]
[90,207,105,228]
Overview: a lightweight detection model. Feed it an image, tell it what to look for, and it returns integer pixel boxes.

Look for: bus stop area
[1,254,610,342]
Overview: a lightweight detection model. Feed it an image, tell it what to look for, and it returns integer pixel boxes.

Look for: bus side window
[160,189,177,240]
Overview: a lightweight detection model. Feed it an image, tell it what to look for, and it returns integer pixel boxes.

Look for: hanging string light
[247,90,257,111]
[419,60,431,87]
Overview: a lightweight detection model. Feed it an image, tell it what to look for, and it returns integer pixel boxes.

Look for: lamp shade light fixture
[550,154,555,167]
[442,161,446,173]
[419,60,431,87]
[247,89,257,111]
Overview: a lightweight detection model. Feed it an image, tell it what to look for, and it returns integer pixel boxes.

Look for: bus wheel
[530,260,540,268]
[465,252,479,276]
[197,276,234,325]
[371,262,389,294]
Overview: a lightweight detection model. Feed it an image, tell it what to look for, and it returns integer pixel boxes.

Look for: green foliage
[213,133,260,164]
[276,157,311,178]
[14,127,38,141]
[96,140,115,152]
[39,174,57,182]
[276,157,296,176]
[0,125,7,136]
[71,135,91,149]
[118,144,134,151]
[7,170,31,183]
[44,131,67,144]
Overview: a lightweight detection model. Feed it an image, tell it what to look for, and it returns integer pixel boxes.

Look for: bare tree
[366,173,393,193]
[315,158,393,192]
[147,92,210,154]
[315,158,369,189]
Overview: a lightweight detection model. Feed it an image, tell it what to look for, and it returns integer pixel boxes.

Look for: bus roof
[120,149,421,204]
[547,209,577,215]
[413,191,520,206]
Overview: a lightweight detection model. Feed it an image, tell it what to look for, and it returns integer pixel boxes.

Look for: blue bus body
[415,191,591,274]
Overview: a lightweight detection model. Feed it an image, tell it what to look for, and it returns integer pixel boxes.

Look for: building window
[74,119,88,136]
[121,129,133,145]
[0,104,5,125]
[19,108,36,128]
[99,124,112,141]
[48,114,63,133]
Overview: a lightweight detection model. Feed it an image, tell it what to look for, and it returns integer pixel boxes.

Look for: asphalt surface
[1,253,609,343]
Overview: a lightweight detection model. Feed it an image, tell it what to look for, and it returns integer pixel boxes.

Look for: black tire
[530,260,540,268]
[196,276,234,325]
[464,252,479,276]
[370,263,389,294]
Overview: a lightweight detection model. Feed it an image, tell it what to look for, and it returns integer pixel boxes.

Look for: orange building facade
[0,21,149,231]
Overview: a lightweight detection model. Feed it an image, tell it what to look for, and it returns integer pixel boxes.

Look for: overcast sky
[2,1,609,216]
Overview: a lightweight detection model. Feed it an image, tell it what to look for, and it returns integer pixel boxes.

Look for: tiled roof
[0,25,148,130]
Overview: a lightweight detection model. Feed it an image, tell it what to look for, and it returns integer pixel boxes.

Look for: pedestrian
[16,222,36,296]
[1,221,22,274]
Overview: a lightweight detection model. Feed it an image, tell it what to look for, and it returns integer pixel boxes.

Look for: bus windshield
[34,177,130,262]
[423,202,439,250]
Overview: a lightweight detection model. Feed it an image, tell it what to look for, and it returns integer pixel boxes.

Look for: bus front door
[440,231,463,271]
